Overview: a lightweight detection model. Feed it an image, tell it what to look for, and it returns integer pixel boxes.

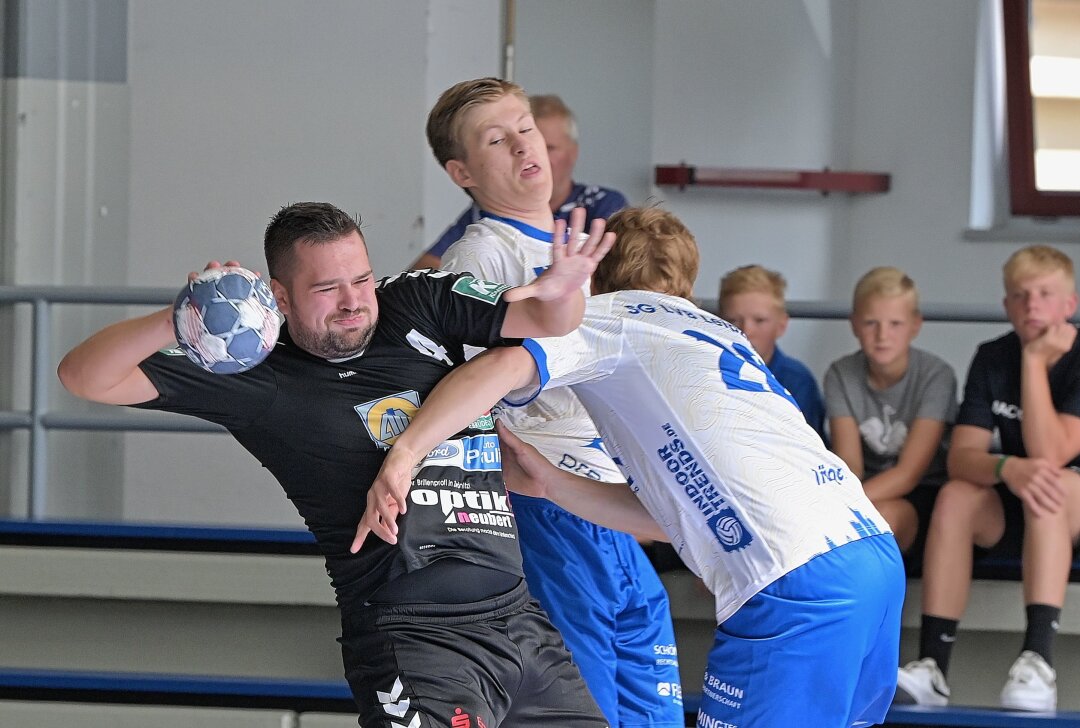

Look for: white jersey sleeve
[512,292,892,623]
[440,217,623,482]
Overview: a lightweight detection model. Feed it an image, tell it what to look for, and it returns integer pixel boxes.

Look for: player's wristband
[994,455,1011,482]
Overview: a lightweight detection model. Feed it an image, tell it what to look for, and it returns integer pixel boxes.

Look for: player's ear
[270,278,290,316]
[446,159,474,190]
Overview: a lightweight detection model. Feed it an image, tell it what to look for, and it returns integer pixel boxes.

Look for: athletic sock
[1022,603,1061,667]
[919,614,959,676]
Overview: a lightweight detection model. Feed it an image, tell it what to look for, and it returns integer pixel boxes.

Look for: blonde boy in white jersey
[357,207,906,728]
[425,79,682,727]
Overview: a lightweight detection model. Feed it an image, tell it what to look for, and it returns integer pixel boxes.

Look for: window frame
[1002,0,1080,217]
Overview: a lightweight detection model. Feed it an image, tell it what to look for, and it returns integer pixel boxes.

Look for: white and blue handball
[173,266,281,374]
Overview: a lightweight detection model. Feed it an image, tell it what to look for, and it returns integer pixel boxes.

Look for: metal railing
[0,285,226,518]
[0,285,1014,520]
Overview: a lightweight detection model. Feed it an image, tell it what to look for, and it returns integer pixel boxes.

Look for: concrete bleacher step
[0,701,295,728]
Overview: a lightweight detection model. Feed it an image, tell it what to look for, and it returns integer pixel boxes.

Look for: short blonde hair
[1003,245,1075,290]
[529,94,578,142]
[852,266,919,313]
[426,77,528,168]
[593,207,699,298]
[719,265,786,311]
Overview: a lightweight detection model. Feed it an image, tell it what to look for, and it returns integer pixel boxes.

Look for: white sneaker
[895,657,950,706]
[1000,651,1056,712]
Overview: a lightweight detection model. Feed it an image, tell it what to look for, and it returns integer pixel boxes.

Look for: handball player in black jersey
[58,202,613,728]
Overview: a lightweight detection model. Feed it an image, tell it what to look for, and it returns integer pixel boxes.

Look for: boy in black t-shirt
[897,245,1080,712]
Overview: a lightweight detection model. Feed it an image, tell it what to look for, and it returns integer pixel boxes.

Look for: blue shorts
[698,534,904,728]
[513,493,683,728]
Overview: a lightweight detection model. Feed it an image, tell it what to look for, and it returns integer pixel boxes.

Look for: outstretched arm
[500,207,614,339]
[496,421,668,543]
[351,346,539,552]
[57,308,172,405]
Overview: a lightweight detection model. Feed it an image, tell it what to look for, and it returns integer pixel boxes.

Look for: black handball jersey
[957,328,1080,464]
[135,269,525,613]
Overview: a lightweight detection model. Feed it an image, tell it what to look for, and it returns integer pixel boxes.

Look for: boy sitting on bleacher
[825,267,957,558]
[897,245,1080,712]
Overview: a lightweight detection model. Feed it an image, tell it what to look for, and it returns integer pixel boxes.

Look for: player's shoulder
[374,269,468,309]
[443,220,519,265]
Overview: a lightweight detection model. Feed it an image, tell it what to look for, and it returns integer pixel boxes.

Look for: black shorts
[901,485,941,572]
[974,482,1026,559]
[978,479,1080,559]
[339,580,608,728]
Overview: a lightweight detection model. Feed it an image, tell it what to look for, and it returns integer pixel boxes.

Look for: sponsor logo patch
[451,276,511,304]
[354,390,421,449]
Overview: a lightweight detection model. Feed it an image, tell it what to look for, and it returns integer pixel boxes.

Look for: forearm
[57,307,173,403]
[390,347,537,466]
[947,446,1005,486]
[507,292,584,338]
[1021,352,1071,463]
[862,467,920,501]
[542,470,669,543]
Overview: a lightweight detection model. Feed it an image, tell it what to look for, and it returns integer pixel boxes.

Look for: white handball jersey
[509,291,891,623]
[441,214,615,443]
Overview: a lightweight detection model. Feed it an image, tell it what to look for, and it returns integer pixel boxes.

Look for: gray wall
[2,0,1079,524]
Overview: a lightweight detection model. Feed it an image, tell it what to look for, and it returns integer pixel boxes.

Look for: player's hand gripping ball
[173,266,281,374]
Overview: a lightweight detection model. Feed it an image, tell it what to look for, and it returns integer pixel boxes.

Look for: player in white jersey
[426,79,682,726]
[357,207,906,728]
[443,214,623,460]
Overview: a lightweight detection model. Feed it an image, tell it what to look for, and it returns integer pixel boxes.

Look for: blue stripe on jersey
[502,339,549,407]
[480,211,554,242]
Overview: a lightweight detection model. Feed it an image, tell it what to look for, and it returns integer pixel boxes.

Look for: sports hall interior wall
[9,0,1060,527]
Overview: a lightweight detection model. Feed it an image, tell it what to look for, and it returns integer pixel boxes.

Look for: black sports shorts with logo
[340,580,608,728]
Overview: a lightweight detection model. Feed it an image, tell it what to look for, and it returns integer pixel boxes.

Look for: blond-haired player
[425,79,682,728]
[358,206,904,728]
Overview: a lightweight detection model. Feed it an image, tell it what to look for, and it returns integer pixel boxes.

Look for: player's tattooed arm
[500,207,614,339]
[351,346,539,552]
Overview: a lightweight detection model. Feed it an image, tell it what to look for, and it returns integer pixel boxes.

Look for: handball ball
[173,266,281,374]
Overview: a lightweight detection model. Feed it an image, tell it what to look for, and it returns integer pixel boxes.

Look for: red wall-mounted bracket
[655,164,891,194]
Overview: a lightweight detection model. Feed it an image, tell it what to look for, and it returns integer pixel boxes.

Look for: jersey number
[683,329,798,409]
[406,329,453,366]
